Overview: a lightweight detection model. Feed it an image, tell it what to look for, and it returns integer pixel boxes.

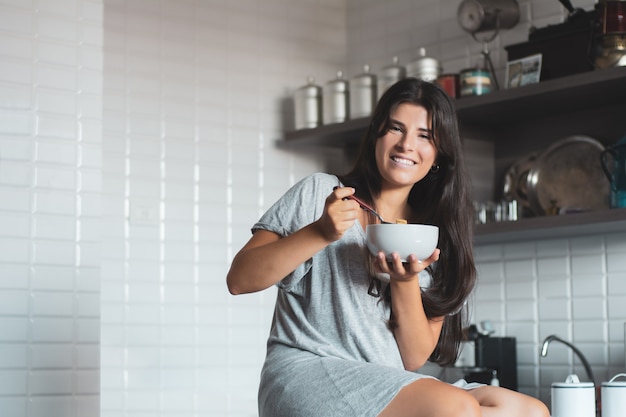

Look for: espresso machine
[455,324,519,391]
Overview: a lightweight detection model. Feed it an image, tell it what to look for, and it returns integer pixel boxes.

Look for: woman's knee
[526,396,550,417]
[468,385,549,417]
[379,379,481,417]
[442,389,481,417]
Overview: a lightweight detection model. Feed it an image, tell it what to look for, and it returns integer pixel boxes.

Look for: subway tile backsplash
[0,0,624,416]
[1,0,103,416]
[473,232,626,400]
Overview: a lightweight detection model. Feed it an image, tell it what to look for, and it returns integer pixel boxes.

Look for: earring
[430,164,440,173]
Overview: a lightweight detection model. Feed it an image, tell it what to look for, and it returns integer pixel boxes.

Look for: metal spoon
[333,186,390,223]
[349,198,392,225]
[345,194,390,224]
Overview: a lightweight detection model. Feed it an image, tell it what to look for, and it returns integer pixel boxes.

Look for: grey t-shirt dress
[253,173,449,417]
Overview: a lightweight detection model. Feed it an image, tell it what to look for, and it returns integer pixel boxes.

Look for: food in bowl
[365,223,439,261]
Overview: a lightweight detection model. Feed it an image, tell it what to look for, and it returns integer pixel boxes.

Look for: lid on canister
[380,56,406,80]
[460,67,491,77]
[351,64,377,87]
[602,373,626,387]
[552,381,594,388]
[552,374,594,388]
[325,70,349,93]
[296,76,321,97]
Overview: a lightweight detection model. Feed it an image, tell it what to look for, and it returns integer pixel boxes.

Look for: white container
[601,373,626,417]
[294,76,322,130]
[349,64,377,119]
[377,56,406,100]
[323,70,349,125]
[406,47,441,82]
[551,374,596,417]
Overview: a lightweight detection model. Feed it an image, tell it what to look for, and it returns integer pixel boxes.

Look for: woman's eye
[390,125,403,133]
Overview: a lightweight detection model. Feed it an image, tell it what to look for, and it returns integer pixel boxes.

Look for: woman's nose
[395,134,416,151]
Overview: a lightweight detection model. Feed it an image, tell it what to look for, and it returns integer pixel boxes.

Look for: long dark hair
[338,78,476,366]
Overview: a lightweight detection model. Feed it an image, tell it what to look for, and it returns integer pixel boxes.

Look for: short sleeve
[251,173,341,290]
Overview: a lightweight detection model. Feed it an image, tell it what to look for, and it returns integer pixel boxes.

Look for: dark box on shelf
[505,10,596,81]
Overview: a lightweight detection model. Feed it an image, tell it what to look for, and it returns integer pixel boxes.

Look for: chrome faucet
[540,334,595,384]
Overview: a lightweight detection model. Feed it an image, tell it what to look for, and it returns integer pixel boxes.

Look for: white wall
[100,1,345,416]
[0,1,102,416]
[1,1,625,417]
[473,233,626,403]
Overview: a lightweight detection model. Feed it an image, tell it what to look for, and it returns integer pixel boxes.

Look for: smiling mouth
[391,156,416,166]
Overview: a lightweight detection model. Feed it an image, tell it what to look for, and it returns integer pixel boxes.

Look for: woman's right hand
[228,186,361,294]
[314,187,360,242]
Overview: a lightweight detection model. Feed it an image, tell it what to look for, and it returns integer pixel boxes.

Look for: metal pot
[457,0,520,34]
[406,48,442,82]
[349,64,377,119]
[377,56,406,100]
[294,76,322,130]
[323,70,349,125]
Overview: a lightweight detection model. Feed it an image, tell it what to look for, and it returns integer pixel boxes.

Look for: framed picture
[505,54,542,89]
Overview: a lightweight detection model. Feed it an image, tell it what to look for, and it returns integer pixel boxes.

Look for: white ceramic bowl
[365,223,439,261]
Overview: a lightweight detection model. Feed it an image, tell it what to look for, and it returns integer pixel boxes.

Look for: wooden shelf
[283,66,626,147]
[282,116,367,148]
[454,65,626,126]
[473,208,626,245]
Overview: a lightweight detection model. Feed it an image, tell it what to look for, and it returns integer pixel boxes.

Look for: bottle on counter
[490,370,500,387]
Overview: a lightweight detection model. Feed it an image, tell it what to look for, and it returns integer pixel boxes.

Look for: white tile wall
[0,1,103,416]
[100,1,344,416]
[474,232,626,404]
[1,0,625,416]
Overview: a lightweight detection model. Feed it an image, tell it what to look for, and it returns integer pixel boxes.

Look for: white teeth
[391,156,415,166]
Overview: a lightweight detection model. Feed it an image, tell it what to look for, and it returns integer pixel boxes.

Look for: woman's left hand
[373,249,440,282]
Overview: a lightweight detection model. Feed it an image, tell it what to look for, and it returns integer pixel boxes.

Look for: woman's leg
[468,385,550,417]
[378,378,481,417]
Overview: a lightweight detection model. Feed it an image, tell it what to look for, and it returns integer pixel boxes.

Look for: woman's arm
[227,186,359,295]
[375,250,442,371]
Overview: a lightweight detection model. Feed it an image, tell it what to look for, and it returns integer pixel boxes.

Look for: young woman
[227,78,549,417]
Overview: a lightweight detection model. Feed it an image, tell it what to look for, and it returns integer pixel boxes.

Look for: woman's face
[375,103,438,190]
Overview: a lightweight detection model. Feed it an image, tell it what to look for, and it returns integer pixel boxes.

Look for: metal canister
[460,68,492,97]
[294,76,322,130]
[377,56,406,100]
[349,64,377,119]
[406,48,442,82]
[323,70,349,125]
